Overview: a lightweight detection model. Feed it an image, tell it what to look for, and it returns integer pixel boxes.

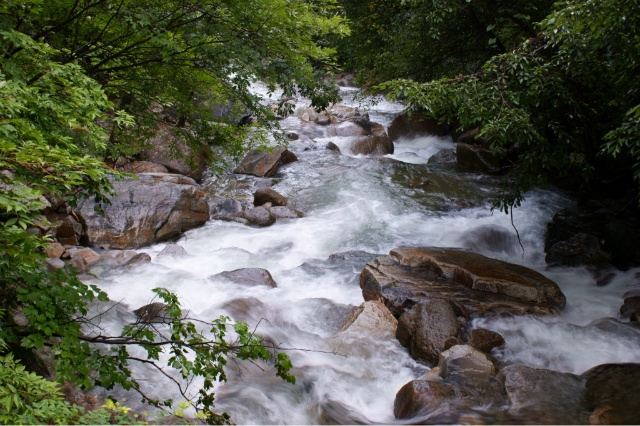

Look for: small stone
[72,248,101,265]
[254,188,288,207]
[468,328,505,353]
[44,242,65,259]
[212,268,277,288]
[158,243,188,258]
[438,345,495,385]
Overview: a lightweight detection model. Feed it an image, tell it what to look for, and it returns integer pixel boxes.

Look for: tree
[374,0,640,213]
[334,0,554,83]
[0,0,346,422]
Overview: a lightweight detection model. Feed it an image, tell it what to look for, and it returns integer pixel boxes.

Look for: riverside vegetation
[1,0,640,424]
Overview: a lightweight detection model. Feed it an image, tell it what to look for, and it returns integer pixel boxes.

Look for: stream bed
[90,86,640,424]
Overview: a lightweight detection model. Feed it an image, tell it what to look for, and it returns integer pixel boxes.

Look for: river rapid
[91,85,640,424]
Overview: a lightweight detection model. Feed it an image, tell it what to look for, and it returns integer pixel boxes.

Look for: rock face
[117,160,168,175]
[211,268,278,288]
[582,363,640,425]
[388,112,449,140]
[396,299,460,364]
[234,147,298,177]
[360,248,566,318]
[77,174,209,250]
[143,126,208,181]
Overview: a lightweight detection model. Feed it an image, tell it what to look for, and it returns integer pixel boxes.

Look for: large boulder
[143,126,208,181]
[77,174,209,250]
[396,299,460,364]
[582,363,640,425]
[117,160,168,175]
[234,147,298,177]
[348,135,394,156]
[502,365,589,424]
[360,248,566,318]
[388,112,449,141]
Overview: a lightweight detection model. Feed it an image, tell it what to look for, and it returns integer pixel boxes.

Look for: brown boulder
[77,174,209,250]
[211,268,277,288]
[388,112,449,141]
[468,328,505,353]
[234,147,298,177]
[394,380,455,420]
[360,248,566,318]
[254,188,288,207]
[240,206,276,227]
[348,136,394,156]
[396,299,460,364]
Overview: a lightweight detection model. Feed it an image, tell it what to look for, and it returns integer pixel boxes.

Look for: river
[91,85,640,424]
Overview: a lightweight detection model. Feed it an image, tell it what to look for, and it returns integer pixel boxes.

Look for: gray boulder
[234,147,297,177]
[77,174,209,250]
[211,268,277,288]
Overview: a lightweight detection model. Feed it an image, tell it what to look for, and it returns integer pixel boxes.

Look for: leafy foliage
[335,0,554,83]
[375,0,640,211]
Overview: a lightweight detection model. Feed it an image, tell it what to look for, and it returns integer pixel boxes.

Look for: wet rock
[118,160,168,174]
[240,206,276,227]
[133,302,170,323]
[394,380,456,420]
[44,242,65,259]
[360,248,566,318]
[267,206,304,219]
[316,114,331,126]
[77,174,209,250]
[596,271,616,287]
[222,297,268,323]
[326,142,340,153]
[439,345,495,385]
[212,268,277,288]
[582,363,640,425]
[388,112,449,140]
[158,243,187,258]
[468,328,505,353]
[503,364,589,424]
[621,289,640,321]
[317,399,370,424]
[336,301,397,336]
[427,149,456,165]
[456,142,505,174]
[286,131,299,141]
[143,126,208,181]
[326,122,369,137]
[254,188,288,207]
[370,123,388,138]
[396,299,460,364]
[545,233,611,267]
[211,198,246,217]
[348,135,394,156]
[326,105,369,124]
[124,252,152,268]
[234,147,298,177]
[85,250,141,277]
[445,197,475,211]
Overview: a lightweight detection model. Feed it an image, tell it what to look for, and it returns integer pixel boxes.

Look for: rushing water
[90,85,640,423]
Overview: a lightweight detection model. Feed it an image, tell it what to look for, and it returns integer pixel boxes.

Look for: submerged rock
[77,174,209,250]
[360,248,566,319]
[211,268,278,288]
[348,135,394,156]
